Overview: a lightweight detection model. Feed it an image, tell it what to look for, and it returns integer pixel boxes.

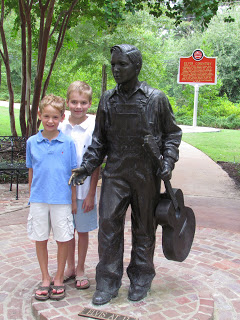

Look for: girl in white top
[59,81,100,290]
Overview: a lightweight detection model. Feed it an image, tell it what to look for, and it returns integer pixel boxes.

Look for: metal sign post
[193,83,204,127]
[177,49,217,127]
[193,84,199,127]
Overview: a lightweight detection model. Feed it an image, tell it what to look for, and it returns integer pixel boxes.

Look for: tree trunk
[0,0,17,136]
[31,0,55,135]
[4,60,16,136]
[20,0,34,137]
[101,64,107,94]
[41,0,79,100]
[19,0,27,137]
[26,8,33,137]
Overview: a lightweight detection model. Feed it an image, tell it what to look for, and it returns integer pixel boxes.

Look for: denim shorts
[73,199,98,233]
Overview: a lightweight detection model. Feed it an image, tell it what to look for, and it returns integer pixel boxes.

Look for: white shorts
[27,203,74,242]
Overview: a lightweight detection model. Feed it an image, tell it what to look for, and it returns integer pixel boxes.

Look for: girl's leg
[64,236,76,278]
[75,232,89,287]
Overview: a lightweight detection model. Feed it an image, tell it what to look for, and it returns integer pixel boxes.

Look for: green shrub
[187,114,240,129]
[175,114,193,125]
[218,114,240,129]
[197,114,218,127]
[200,98,240,118]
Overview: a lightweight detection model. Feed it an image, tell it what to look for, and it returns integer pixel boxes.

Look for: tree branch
[31,0,55,134]
[43,0,51,11]
[19,0,28,136]
[42,0,79,97]
[29,0,34,11]
[49,10,66,38]
[0,49,5,62]
[38,0,43,9]
[0,0,4,24]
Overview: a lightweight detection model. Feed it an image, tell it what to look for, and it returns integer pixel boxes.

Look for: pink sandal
[75,275,90,289]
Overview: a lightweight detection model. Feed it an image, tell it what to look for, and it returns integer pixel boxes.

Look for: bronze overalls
[95,98,160,294]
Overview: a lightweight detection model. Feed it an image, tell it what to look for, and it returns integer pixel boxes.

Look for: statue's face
[111,50,137,84]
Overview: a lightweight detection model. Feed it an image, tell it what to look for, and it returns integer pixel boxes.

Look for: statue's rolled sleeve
[158,92,182,169]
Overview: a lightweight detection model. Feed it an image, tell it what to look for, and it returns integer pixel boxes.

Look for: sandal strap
[75,275,89,282]
[38,286,50,291]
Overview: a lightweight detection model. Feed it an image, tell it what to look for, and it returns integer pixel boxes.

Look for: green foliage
[0,12,22,96]
[1,0,111,136]
[173,82,240,129]
[123,0,227,27]
[45,3,240,112]
[1,2,240,133]
[182,129,240,163]
[172,0,219,27]
[103,0,124,32]
[46,10,167,106]
[153,6,240,105]
[203,7,240,102]
[175,112,240,129]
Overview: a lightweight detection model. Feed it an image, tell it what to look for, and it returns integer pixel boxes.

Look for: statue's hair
[39,94,65,116]
[67,81,92,102]
[111,44,142,72]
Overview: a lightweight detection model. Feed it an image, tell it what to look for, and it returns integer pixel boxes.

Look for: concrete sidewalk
[0,133,240,320]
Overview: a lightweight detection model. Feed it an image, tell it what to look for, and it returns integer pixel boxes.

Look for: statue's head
[110,44,142,84]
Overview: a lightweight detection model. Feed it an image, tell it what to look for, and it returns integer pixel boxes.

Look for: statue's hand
[68,167,88,186]
[158,162,172,181]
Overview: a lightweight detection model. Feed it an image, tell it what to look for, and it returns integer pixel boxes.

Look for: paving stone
[1,136,240,320]
[1,218,238,320]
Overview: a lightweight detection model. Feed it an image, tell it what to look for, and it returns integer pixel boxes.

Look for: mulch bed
[218,161,240,189]
[0,174,28,184]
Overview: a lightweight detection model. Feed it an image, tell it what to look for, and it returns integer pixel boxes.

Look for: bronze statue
[69,44,182,305]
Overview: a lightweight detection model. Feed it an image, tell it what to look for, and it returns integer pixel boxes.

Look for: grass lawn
[182,129,240,163]
[0,105,44,136]
[0,106,22,136]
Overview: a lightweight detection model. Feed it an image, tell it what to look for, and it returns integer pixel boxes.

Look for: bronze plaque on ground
[79,307,138,320]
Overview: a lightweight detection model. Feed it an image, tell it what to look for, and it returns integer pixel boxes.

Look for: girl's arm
[82,166,100,213]
[72,186,77,214]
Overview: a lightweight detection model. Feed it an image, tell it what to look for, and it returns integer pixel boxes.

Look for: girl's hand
[82,194,95,213]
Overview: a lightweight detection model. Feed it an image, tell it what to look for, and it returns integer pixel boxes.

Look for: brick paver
[0,184,240,320]
[1,134,240,320]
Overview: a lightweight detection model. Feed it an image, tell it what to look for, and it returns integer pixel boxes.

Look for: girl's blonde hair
[67,81,92,102]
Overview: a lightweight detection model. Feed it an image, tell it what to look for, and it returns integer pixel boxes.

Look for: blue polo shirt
[26,130,77,204]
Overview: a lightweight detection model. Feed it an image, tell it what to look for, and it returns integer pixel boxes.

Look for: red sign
[178,50,217,85]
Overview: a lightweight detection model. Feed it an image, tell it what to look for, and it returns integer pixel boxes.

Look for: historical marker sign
[178,49,217,85]
[177,49,217,126]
